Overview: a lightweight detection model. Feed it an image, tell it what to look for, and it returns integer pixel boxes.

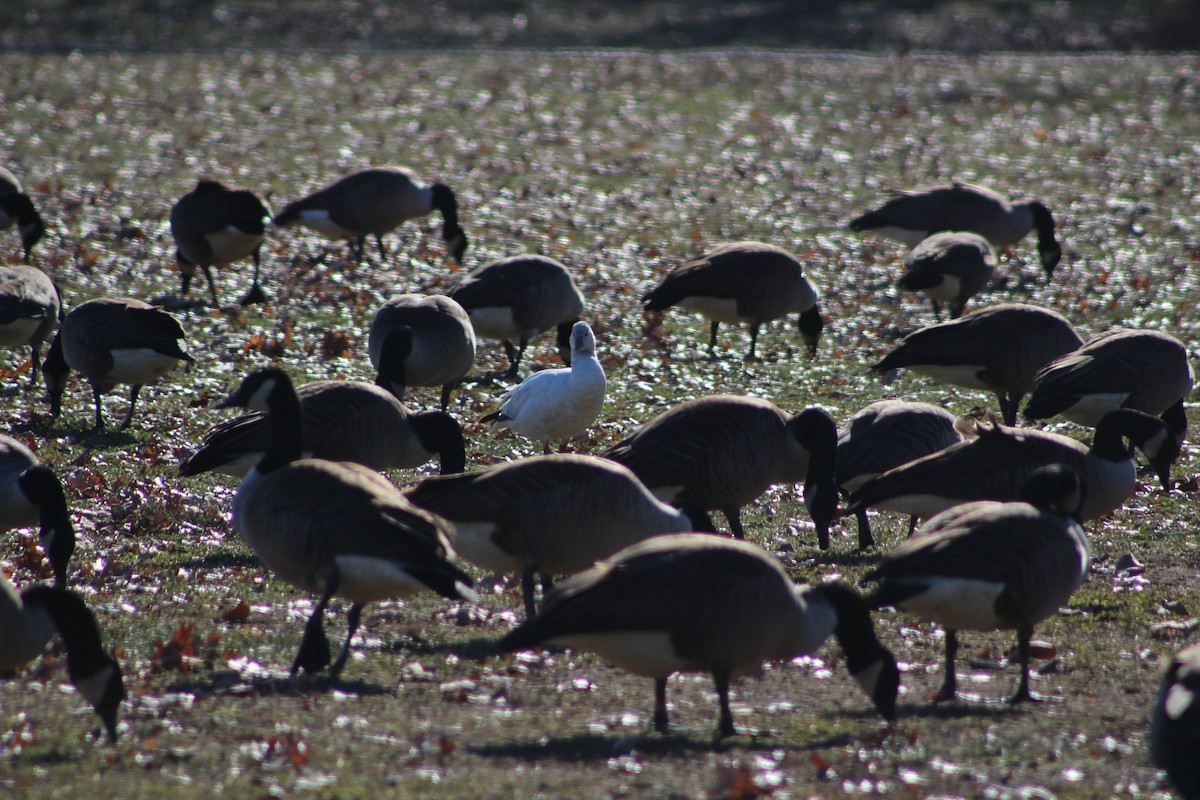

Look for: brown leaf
[218,601,252,624]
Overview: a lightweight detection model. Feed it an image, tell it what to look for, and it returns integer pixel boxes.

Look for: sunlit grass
[1,50,1198,797]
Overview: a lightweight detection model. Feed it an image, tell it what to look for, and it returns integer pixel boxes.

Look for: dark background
[3,0,1199,53]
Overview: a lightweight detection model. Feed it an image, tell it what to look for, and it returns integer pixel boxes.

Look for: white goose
[481,321,606,454]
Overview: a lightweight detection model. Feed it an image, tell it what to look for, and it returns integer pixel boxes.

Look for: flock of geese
[1,167,1198,795]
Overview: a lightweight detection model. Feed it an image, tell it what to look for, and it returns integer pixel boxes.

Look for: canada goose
[1,435,74,587]
[42,297,195,431]
[272,166,467,263]
[895,231,996,320]
[216,367,475,678]
[0,574,126,742]
[843,409,1180,525]
[170,179,271,306]
[179,380,466,478]
[1150,642,1200,800]
[604,395,839,548]
[642,241,824,361]
[448,254,585,379]
[0,166,47,261]
[480,321,605,454]
[497,533,899,737]
[1024,328,1194,440]
[0,264,59,387]
[862,465,1089,704]
[404,454,693,617]
[837,400,964,548]
[872,303,1083,425]
[849,182,1062,278]
[367,294,476,410]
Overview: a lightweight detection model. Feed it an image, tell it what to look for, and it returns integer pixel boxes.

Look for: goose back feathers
[273,166,467,263]
[604,395,838,548]
[367,294,476,410]
[863,465,1089,703]
[872,303,1083,425]
[642,241,824,361]
[449,254,585,378]
[498,533,899,737]
[849,182,1061,276]
[169,179,271,305]
[42,297,194,431]
[180,380,465,478]
[0,264,59,386]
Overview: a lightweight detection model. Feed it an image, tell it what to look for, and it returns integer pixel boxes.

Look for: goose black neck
[259,377,305,473]
[1092,409,1160,461]
[431,183,461,236]
[411,411,467,474]
[20,586,111,681]
[1028,201,1061,276]
[375,326,412,397]
[816,581,887,672]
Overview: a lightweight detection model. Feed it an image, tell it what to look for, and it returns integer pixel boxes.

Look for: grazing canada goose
[642,241,824,361]
[480,321,605,454]
[42,297,195,431]
[0,264,59,387]
[1024,328,1194,440]
[448,254,585,379]
[0,166,47,261]
[862,465,1089,704]
[1150,642,1200,800]
[404,454,693,618]
[872,303,1083,425]
[367,294,476,410]
[498,533,899,737]
[895,231,996,320]
[1,435,74,587]
[837,400,964,548]
[604,395,839,548]
[0,574,126,742]
[179,380,466,479]
[272,166,467,263]
[216,368,475,678]
[170,179,271,306]
[843,409,1180,525]
[849,182,1062,277]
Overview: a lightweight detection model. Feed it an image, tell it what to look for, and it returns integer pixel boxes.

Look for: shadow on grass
[176,552,261,570]
[469,727,854,762]
[163,669,392,699]
[388,635,497,662]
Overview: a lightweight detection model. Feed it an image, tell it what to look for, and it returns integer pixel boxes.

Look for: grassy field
[2,51,1200,798]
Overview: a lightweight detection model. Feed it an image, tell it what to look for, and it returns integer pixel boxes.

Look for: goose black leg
[747,323,761,362]
[721,506,746,540]
[713,669,736,738]
[520,561,538,619]
[933,629,959,702]
[439,382,455,411]
[653,677,670,732]
[501,340,521,378]
[119,384,143,430]
[1006,626,1041,704]
[90,383,105,431]
[374,233,387,260]
[707,321,720,358]
[240,248,268,306]
[855,509,875,549]
[292,572,340,676]
[202,264,219,306]
[906,515,919,537]
[330,602,364,679]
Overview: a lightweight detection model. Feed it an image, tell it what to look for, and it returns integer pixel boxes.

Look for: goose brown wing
[604,398,779,489]
[498,536,786,650]
[846,426,1085,511]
